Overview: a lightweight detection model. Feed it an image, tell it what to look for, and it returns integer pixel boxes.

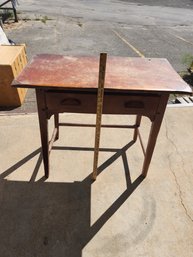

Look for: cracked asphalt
[1,0,193,114]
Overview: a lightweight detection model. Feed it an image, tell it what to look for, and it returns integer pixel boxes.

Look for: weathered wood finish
[12,54,192,179]
[141,94,169,177]
[92,53,107,180]
[45,91,160,120]
[13,54,192,94]
[36,89,49,178]
[36,88,168,178]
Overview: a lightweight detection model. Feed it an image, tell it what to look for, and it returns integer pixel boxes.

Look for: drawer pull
[60,98,81,106]
[124,101,144,109]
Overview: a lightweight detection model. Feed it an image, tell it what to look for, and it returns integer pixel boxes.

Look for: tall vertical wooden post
[92,53,107,180]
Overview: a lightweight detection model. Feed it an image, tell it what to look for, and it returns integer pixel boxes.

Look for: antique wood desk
[12,54,192,179]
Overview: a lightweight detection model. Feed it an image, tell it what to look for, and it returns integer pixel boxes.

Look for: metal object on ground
[168,95,193,107]
[0,0,18,22]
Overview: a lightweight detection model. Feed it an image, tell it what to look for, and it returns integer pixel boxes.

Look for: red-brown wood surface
[12,54,192,94]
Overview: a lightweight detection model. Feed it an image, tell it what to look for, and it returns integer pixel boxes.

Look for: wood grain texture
[12,54,192,94]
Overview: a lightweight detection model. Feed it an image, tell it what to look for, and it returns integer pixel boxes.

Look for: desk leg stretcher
[36,88,169,179]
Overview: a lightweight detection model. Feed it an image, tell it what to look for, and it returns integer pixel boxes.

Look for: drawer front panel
[46,91,97,113]
[103,94,160,116]
[45,91,160,116]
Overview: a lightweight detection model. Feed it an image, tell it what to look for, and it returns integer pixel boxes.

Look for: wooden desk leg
[142,94,169,177]
[133,115,142,142]
[54,114,59,141]
[36,89,49,178]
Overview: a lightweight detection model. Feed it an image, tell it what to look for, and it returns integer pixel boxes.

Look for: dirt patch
[2,20,28,30]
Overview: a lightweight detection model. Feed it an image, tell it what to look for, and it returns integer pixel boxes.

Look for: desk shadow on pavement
[0,140,144,257]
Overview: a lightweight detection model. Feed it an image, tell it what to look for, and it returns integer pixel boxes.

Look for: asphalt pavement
[1,0,193,113]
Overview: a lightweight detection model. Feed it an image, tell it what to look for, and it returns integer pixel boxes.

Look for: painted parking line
[112,29,145,58]
[169,33,193,46]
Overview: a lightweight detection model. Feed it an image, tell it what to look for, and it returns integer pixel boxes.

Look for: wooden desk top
[13,54,192,94]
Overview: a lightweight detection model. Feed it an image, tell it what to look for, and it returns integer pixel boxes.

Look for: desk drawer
[46,91,97,113]
[103,94,160,116]
[45,91,160,116]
